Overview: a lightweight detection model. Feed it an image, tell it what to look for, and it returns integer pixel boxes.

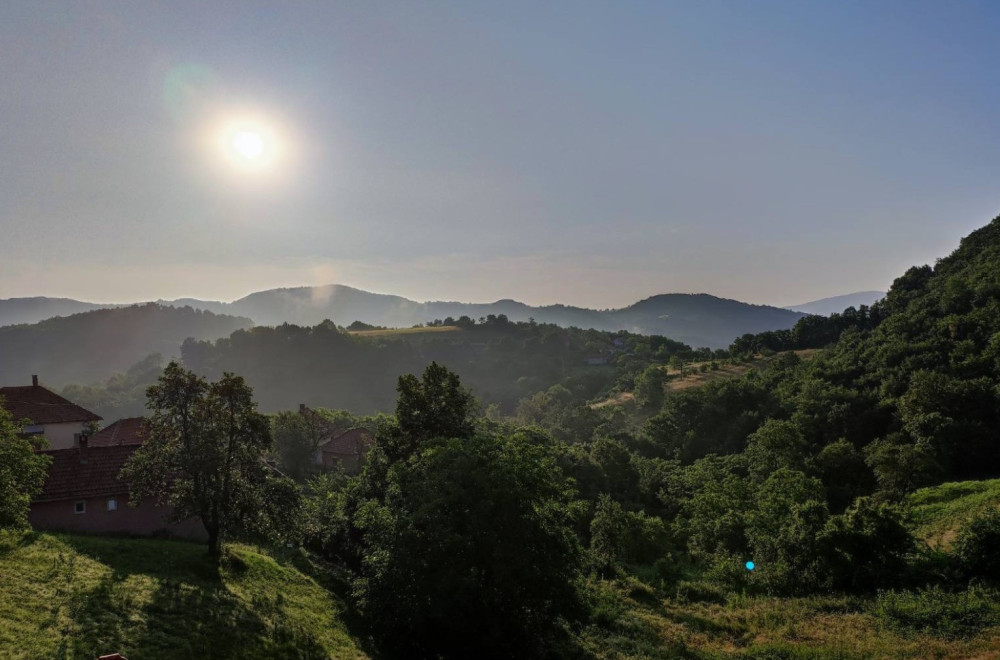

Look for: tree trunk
[207,525,221,558]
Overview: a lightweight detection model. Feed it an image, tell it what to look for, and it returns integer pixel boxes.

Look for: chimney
[77,433,89,464]
[32,375,38,387]
[299,403,306,413]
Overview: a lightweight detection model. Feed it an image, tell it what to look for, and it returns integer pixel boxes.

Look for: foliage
[353,433,584,658]
[953,508,1000,583]
[122,362,300,555]
[872,585,1000,639]
[0,403,51,530]
[61,353,165,420]
[270,409,328,481]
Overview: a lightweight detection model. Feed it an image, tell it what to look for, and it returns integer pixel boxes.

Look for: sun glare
[232,130,265,161]
[214,116,287,175]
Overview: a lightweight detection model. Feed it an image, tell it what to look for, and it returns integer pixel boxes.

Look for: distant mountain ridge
[0,285,808,349]
[784,291,886,316]
[0,297,116,326]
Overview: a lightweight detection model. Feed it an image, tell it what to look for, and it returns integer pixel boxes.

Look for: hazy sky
[2,1,998,308]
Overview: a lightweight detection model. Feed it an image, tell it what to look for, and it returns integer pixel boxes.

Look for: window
[106,498,118,512]
[74,501,86,514]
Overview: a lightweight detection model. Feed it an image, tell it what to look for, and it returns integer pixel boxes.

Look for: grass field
[347,325,461,337]
[908,478,1000,550]
[0,531,366,660]
[579,576,1000,659]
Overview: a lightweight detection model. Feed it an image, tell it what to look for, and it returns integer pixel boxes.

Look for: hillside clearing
[908,478,1000,550]
[347,325,461,337]
[590,350,822,409]
[0,532,366,660]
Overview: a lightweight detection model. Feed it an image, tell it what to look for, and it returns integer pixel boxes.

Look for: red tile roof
[91,417,147,447]
[35,445,137,503]
[0,385,101,424]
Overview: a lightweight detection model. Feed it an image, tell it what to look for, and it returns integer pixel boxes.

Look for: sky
[1,1,999,309]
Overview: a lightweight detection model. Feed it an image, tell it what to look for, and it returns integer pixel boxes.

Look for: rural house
[316,427,375,471]
[28,417,206,540]
[0,375,102,449]
[298,404,374,471]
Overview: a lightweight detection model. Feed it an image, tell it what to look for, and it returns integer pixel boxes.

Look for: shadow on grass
[263,545,385,659]
[55,536,330,660]
[0,528,39,556]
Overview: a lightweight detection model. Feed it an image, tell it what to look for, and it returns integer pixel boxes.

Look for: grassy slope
[0,532,366,660]
[580,578,1000,659]
[908,478,1000,550]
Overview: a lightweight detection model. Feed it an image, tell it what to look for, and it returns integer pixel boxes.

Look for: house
[298,404,374,472]
[0,375,102,449]
[28,421,205,540]
[89,417,146,447]
[316,427,375,471]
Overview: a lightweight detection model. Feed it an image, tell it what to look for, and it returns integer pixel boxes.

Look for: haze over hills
[784,290,886,316]
[0,297,116,327]
[0,285,806,349]
[0,304,252,388]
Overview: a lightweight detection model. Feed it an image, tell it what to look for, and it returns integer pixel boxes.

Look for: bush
[871,585,1000,639]
[954,508,1000,582]
[674,580,727,605]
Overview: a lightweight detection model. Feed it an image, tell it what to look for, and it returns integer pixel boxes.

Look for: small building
[298,404,374,472]
[28,428,206,540]
[315,427,375,472]
[0,375,102,450]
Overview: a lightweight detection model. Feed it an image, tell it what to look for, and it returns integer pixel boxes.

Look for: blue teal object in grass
[745,561,755,571]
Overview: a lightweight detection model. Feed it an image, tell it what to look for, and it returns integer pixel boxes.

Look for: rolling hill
[0,297,114,326]
[1,286,808,349]
[0,304,252,388]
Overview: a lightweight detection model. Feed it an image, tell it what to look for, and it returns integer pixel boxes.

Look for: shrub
[954,508,1000,582]
[871,585,1000,639]
[674,580,727,605]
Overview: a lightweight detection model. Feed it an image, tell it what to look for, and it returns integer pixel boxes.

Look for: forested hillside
[179,317,706,414]
[0,304,252,388]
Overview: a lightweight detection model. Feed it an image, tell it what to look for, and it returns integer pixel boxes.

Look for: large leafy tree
[0,402,51,530]
[271,409,329,481]
[329,363,584,657]
[354,433,584,658]
[123,362,298,556]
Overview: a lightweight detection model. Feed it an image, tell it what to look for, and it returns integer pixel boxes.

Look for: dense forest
[181,316,711,414]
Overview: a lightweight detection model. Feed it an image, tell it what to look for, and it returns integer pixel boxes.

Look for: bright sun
[231,129,265,161]
[210,112,293,181]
